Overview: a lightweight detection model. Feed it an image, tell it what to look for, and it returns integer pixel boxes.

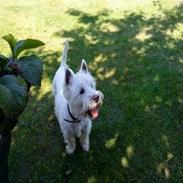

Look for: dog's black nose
[92,95,99,103]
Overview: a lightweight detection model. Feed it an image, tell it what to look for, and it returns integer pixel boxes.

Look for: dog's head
[63,59,104,119]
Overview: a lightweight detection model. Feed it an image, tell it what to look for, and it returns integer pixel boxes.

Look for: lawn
[1,0,183,182]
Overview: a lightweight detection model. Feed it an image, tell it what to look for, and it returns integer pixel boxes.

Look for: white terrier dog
[52,41,104,154]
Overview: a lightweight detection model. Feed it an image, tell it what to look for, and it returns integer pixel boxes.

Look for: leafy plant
[0,34,44,182]
[0,34,44,133]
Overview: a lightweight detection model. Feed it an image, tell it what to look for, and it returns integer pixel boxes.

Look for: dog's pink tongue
[90,108,99,119]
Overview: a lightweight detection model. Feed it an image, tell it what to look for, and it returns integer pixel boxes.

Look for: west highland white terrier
[52,41,104,154]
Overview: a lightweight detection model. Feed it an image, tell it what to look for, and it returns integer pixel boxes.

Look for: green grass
[1,0,183,182]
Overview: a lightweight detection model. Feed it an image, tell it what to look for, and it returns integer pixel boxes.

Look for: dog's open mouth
[87,107,99,119]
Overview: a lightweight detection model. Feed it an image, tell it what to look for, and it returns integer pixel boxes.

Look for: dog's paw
[81,142,89,152]
[66,144,75,154]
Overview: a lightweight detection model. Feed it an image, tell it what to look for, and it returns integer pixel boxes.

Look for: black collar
[64,104,81,123]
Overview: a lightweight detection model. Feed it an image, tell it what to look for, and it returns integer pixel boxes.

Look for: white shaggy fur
[52,41,104,154]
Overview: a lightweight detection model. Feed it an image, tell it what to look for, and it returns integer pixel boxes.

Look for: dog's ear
[79,59,88,73]
[65,68,73,85]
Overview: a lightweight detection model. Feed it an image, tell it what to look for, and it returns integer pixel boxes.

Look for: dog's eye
[80,88,85,94]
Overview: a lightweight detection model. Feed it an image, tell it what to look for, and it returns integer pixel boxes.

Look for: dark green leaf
[0,75,28,117]
[0,55,9,70]
[2,34,17,56]
[17,55,43,86]
[14,39,45,58]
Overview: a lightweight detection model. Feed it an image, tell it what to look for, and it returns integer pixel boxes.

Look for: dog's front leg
[80,120,92,152]
[63,132,76,154]
[75,125,82,138]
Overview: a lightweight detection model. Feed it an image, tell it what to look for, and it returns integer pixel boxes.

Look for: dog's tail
[60,40,69,67]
